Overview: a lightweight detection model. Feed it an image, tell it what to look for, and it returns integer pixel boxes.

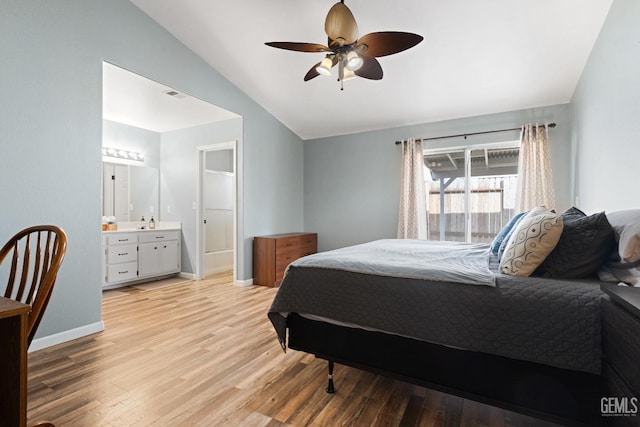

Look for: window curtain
[398,137,428,239]
[515,124,555,212]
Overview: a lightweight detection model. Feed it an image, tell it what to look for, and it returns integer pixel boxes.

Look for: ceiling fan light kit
[345,50,363,71]
[316,57,334,76]
[266,0,423,90]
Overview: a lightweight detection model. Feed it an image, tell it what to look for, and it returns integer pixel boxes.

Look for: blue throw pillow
[490,211,527,255]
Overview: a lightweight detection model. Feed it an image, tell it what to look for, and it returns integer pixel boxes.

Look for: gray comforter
[268,239,604,374]
[289,239,495,286]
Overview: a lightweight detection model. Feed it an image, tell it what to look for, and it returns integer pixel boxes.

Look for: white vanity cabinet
[102,228,181,289]
[104,232,138,285]
[138,231,180,278]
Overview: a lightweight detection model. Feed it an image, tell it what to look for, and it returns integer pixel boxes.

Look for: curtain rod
[394,122,556,145]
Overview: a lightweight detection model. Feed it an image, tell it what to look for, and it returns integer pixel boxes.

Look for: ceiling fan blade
[354,56,383,80]
[304,56,338,81]
[265,42,331,53]
[304,63,321,81]
[324,2,358,45]
[356,32,423,57]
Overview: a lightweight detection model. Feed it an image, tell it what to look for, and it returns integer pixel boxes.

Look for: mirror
[102,162,159,222]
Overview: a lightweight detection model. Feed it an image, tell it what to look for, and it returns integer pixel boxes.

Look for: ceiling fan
[265,1,423,90]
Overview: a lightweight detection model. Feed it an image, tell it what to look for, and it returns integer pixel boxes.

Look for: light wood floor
[27,273,560,426]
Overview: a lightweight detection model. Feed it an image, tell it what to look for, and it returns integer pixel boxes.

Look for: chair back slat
[0,225,67,345]
[5,243,19,298]
[16,234,32,301]
[26,232,45,305]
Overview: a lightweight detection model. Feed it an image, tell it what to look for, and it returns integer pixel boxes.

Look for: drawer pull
[118,239,129,242]
[118,270,129,274]
[155,236,165,239]
[118,252,128,256]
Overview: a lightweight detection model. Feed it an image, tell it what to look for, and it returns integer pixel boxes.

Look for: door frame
[195,140,238,282]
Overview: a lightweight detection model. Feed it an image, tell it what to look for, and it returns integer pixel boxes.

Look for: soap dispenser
[140,216,146,230]
[149,216,156,230]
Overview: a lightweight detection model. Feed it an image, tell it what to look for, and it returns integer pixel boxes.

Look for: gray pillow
[536,209,615,278]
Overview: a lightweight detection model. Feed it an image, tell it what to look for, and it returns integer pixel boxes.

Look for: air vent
[163,90,187,99]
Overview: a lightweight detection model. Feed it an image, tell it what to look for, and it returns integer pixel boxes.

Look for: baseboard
[29,320,105,353]
[179,272,196,281]
[235,278,253,287]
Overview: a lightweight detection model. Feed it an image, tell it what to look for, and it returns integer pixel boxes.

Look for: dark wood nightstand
[600,284,640,426]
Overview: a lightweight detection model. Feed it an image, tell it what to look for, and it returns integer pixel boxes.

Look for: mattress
[268,242,605,374]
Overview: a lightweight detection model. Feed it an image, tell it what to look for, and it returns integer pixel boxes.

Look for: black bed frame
[287,313,602,426]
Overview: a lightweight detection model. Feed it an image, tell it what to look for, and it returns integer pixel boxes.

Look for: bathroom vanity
[102,223,181,289]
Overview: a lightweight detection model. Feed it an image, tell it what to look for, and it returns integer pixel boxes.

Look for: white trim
[423,139,520,155]
[29,321,105,353]
[234,278,253,287]
[179,272,196,281]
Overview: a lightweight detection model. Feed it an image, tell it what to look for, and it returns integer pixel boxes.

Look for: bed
[267,239,605,425]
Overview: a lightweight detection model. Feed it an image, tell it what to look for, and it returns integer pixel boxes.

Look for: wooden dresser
[253,233,317,287]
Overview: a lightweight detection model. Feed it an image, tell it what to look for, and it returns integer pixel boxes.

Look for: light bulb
[316,57,333,76]
[345,50,363,71]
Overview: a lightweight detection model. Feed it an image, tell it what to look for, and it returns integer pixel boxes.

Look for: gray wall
[572,0,640,213]
[0,0,303,342]
[161,118,240,275]
[161,116,303,276]
[304,104,573,252]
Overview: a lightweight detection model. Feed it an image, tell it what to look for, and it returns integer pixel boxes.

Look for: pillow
[606,209,640,262]
[497,212,528,259]
[499,206,563,276]
[490,211,527,255]
[598,261,640,286]
[535,209,615,278]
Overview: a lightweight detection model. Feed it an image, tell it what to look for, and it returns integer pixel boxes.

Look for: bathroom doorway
[196,141,237,281]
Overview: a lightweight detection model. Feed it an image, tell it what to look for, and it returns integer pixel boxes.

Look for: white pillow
[606,209,640,262]
[499,206,564,276]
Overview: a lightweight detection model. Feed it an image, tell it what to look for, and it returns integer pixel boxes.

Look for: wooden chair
[0,225,67,345]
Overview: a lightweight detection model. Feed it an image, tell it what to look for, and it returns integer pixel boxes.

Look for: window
[425,142,519,243]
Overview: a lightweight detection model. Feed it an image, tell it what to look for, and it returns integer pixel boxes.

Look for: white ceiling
[128,0,613,140]
[103,62,239,133]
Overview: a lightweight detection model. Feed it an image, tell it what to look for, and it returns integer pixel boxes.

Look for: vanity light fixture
[102,146,144,162]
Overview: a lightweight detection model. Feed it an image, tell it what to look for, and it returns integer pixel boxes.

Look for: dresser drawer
[139,230,179,243]
[300,233,317,252]
[276,236,300,251]
[106,244,138,264]
[276,249,298,272]
[106,233,138,245]
[107,261,138,283]
[602,298,640,396]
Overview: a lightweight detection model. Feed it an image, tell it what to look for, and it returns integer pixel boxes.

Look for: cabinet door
[138,242,160,277]
[159,240,179,274]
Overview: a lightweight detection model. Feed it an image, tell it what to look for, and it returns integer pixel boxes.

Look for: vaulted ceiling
[128,0,613,140]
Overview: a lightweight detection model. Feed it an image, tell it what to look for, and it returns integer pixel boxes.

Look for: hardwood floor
[27,273,560,426]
